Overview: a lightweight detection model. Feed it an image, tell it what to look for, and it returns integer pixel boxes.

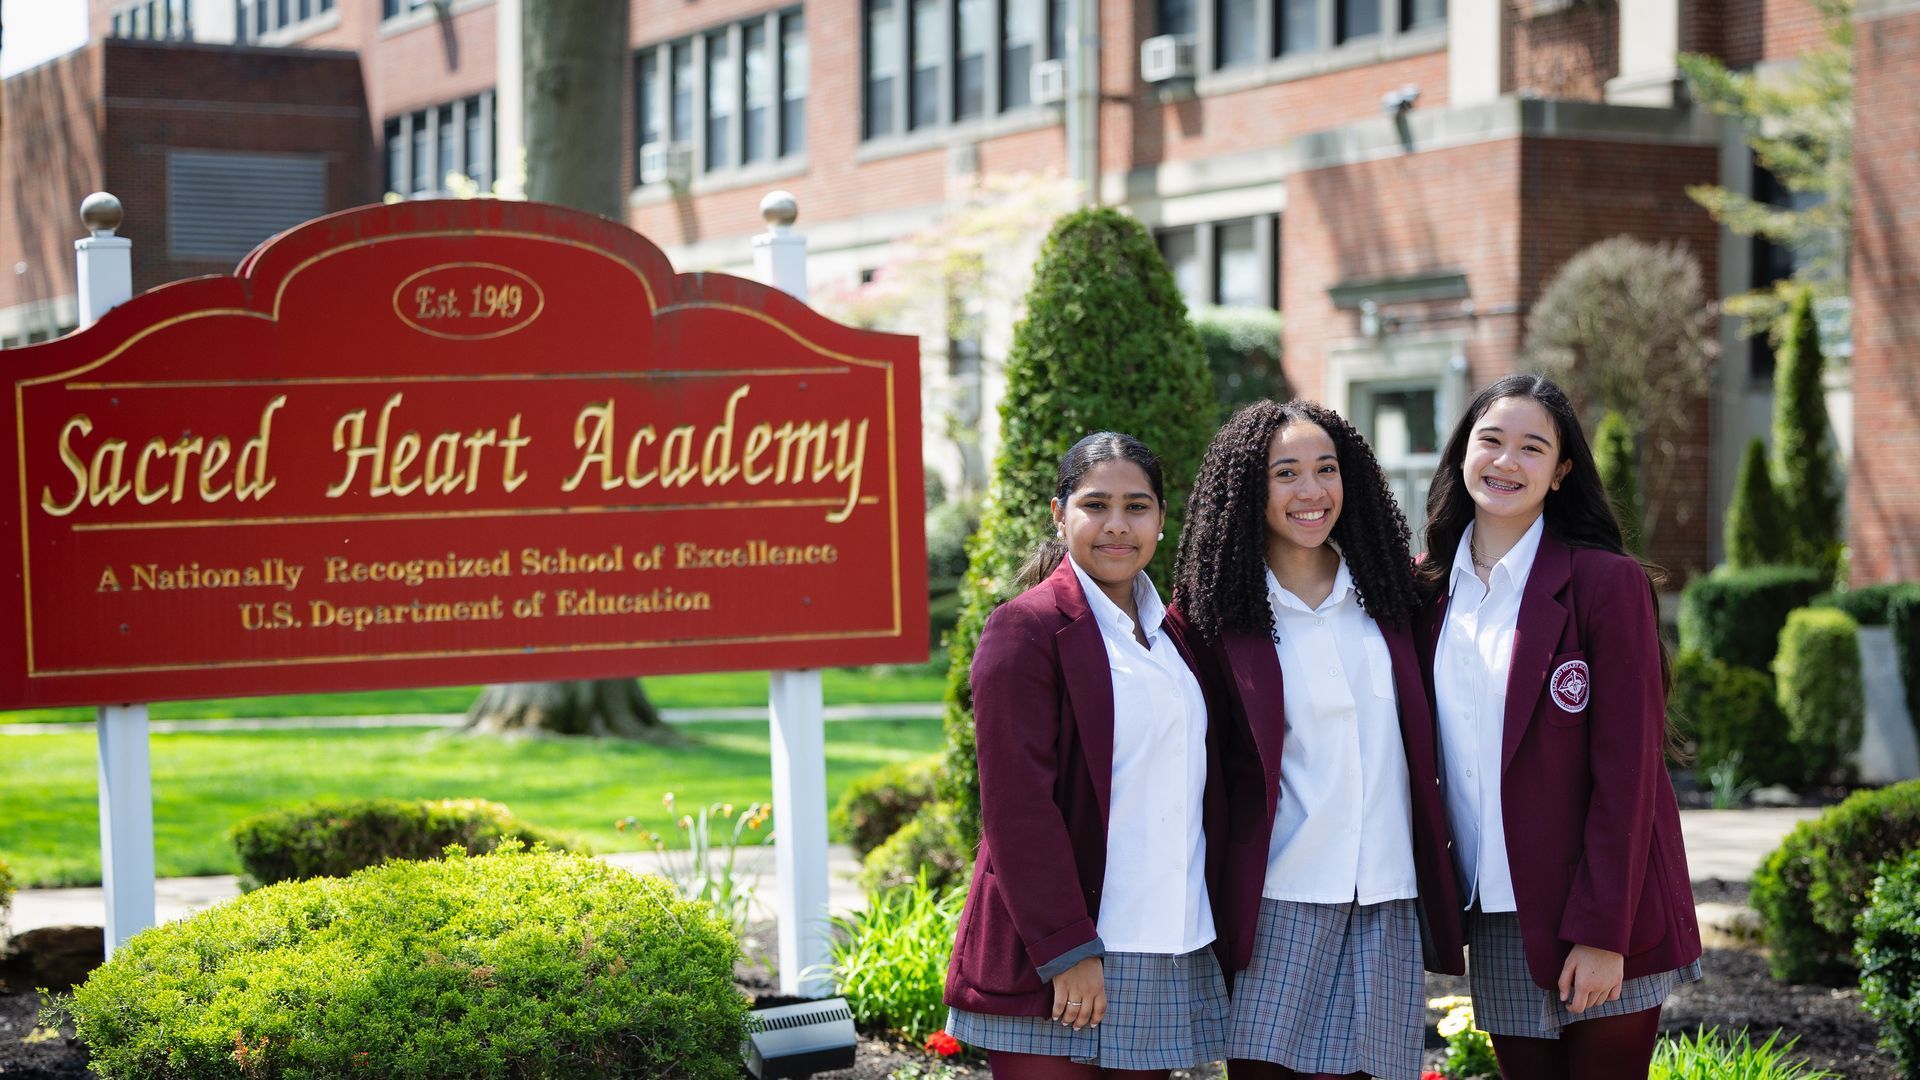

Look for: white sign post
[753,191,833,997]
[75,192,156,958]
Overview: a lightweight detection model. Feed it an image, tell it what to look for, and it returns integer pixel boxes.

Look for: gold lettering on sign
[560,384,870,521]
[39,396,285,517]
[327,393,529,497]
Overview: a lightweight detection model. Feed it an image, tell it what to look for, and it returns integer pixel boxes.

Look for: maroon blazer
[944,559,1228,1016]
[1166,603,1467,977]
[1414,531,1703,990]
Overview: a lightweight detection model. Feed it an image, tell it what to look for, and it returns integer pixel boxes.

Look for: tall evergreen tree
[934,208,1214,849]
[1770,287,1841,573]
[1593,410,1644,554]
[1726,437,1792,568]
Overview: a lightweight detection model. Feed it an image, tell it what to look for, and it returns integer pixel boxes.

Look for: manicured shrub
[1725,437,1791,569]
[1670,650,1799,787]
[1678,565,1829,672]
[1812,583,1920,627]
[833,755,941,857]
[1895,590,1920,744]
[1750,778,1920,985]
[937,207,1214,851]
[1649,1027,1838,1079]
[1773,607,1863,783]
[1858,850,1920,1077]
[861,799,971,892]
[229,797,577,890]
[1191,304,1286,419]
[68,846,748,1079]
[831,872,967,1042]
[1593,410,1643,554]
[0,854,13,919]
[1771,287,1842,575]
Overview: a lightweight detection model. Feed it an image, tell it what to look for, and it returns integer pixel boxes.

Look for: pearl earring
[1056,526,1064,538]
[1157,531,1164,541]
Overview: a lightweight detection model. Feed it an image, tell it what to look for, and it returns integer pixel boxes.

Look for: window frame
[861,0,1071,146]
[633,8,807,186]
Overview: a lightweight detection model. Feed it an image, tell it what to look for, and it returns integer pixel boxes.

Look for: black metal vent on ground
[742,997,859,1079]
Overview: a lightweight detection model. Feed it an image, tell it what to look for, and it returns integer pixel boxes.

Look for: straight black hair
[1014,431,1165,592]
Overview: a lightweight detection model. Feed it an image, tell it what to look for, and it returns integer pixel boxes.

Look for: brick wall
[1507,1,1618,101]
[1720,0,1831,67]
[1847,5,1920,584]
[0,48,105,312]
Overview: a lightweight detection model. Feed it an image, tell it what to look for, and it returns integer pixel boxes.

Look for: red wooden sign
[0,200,926,709]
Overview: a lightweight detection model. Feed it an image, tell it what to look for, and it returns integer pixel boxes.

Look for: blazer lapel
[1383,623,1437,768]
[1051,562,1114,824]
[1222,631,1286,800]
[1501,533,1571,775]
[1415,595,1449,714]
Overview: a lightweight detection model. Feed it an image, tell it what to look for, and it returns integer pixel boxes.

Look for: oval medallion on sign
[392,262,545,340]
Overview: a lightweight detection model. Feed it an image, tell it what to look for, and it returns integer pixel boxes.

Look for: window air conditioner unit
[1139,34,1196,83]
[638,141,693,186]
[1031,58,1068,105]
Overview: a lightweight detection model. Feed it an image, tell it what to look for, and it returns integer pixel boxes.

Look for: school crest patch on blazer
[1550,660,1590,712]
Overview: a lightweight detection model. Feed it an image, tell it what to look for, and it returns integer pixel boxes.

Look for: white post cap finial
[81,192,125,238]
[760,190,798,229]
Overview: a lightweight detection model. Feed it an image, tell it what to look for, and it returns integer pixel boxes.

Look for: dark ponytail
[1012,431,1166,592]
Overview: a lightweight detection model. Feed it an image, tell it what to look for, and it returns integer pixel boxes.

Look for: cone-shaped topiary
[933,207,1214,851]
[1593,410,1643,554]
[1726,437,1792,569]
[1770,287,1841,573]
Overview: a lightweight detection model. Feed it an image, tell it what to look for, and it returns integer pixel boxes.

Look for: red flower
[924,1031,963,1057]
[1422,1072,1446,1080]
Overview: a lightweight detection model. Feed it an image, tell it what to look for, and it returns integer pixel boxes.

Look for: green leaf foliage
[832,754,941,857]
[861,799,970,892]
[1190,305,1287,420]
[1726,438,1793,569]
[1751,778,1920,985]
[1649,1027,1838,1079]
[1678,565,1829,672]
[228,797,578,890]
[67,846,748,1079]
[1858,851,1920,1077]
[1773,607,1863,783]
[1670,650,1799,787]
[1771,289,1842,575]
[830,872,968,1042]
[0,854,13,915]
[937,207,1215,848]
[1593,410,1643,554]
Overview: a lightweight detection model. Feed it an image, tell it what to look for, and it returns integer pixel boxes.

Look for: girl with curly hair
[944,431,1231,1079]
[1168,399,1463,1080]
[1413,374,1701,1080]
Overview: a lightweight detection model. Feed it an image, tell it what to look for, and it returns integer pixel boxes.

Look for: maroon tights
[1489,1005,1663,1080]
[985,1050,1168,1079]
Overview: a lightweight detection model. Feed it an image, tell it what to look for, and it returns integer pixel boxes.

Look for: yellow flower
[679,815,694,830]
[662,792,676,810]
[1426,995,1471,1011]
[721,804,736,817]
[1438,1012,1470,1038]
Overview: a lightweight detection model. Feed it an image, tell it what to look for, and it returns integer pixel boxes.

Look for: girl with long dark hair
[1414,374,1701,1080]
[943,432,1230,1079]
[1168,399,1463,1080]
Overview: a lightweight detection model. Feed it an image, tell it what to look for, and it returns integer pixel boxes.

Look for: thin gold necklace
[1470,539,1498,571]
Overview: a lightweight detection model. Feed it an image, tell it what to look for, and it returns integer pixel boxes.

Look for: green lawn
[0,661,948,725]
[0,718,944,888]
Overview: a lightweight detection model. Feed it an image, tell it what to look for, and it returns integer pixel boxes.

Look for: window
[1209,0,1439,69]
[381,92,497,197]
[863,0,1069,141]
[781,13,808,155]
[1748,163,1827,380]
[381,0,432,18]
[1155,216,1279,311]
[114,0,191,40]
[236,0,333,42]
[635,11,807,183]
[1160,0,1197,35]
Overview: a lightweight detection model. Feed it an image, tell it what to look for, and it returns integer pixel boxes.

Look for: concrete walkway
[7,808,1822,937]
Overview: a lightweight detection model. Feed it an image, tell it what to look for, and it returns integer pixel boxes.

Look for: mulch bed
[3,879,1900,1078]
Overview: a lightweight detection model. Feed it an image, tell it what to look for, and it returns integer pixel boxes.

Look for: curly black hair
[1172,399,1419,642]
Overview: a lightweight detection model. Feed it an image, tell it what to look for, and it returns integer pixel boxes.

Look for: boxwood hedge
[228,797,577,889]
[68,846,747,1079]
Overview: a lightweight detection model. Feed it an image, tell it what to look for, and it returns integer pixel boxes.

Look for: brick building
[2,0,1906,580]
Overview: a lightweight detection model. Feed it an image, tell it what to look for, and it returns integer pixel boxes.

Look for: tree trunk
[464,678,677,741]
[465,0,664,739]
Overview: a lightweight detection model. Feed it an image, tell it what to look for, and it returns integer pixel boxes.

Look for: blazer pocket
[1543,649,1591,728]
[970,869,1045,996]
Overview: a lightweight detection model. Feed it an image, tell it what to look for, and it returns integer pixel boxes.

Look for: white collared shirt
[1261,558,1418,904]
[1068,558,1216,954]
[1433,515,1546,912]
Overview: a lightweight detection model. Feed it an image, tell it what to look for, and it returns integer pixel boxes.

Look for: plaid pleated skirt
[944,946,1230,1069]
[1465,910,1703,1038]
[1225,897,1427,1080]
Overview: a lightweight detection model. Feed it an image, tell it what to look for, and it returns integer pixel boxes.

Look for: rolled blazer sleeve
[1558,555,1663,955]
[971,602,1104,977]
